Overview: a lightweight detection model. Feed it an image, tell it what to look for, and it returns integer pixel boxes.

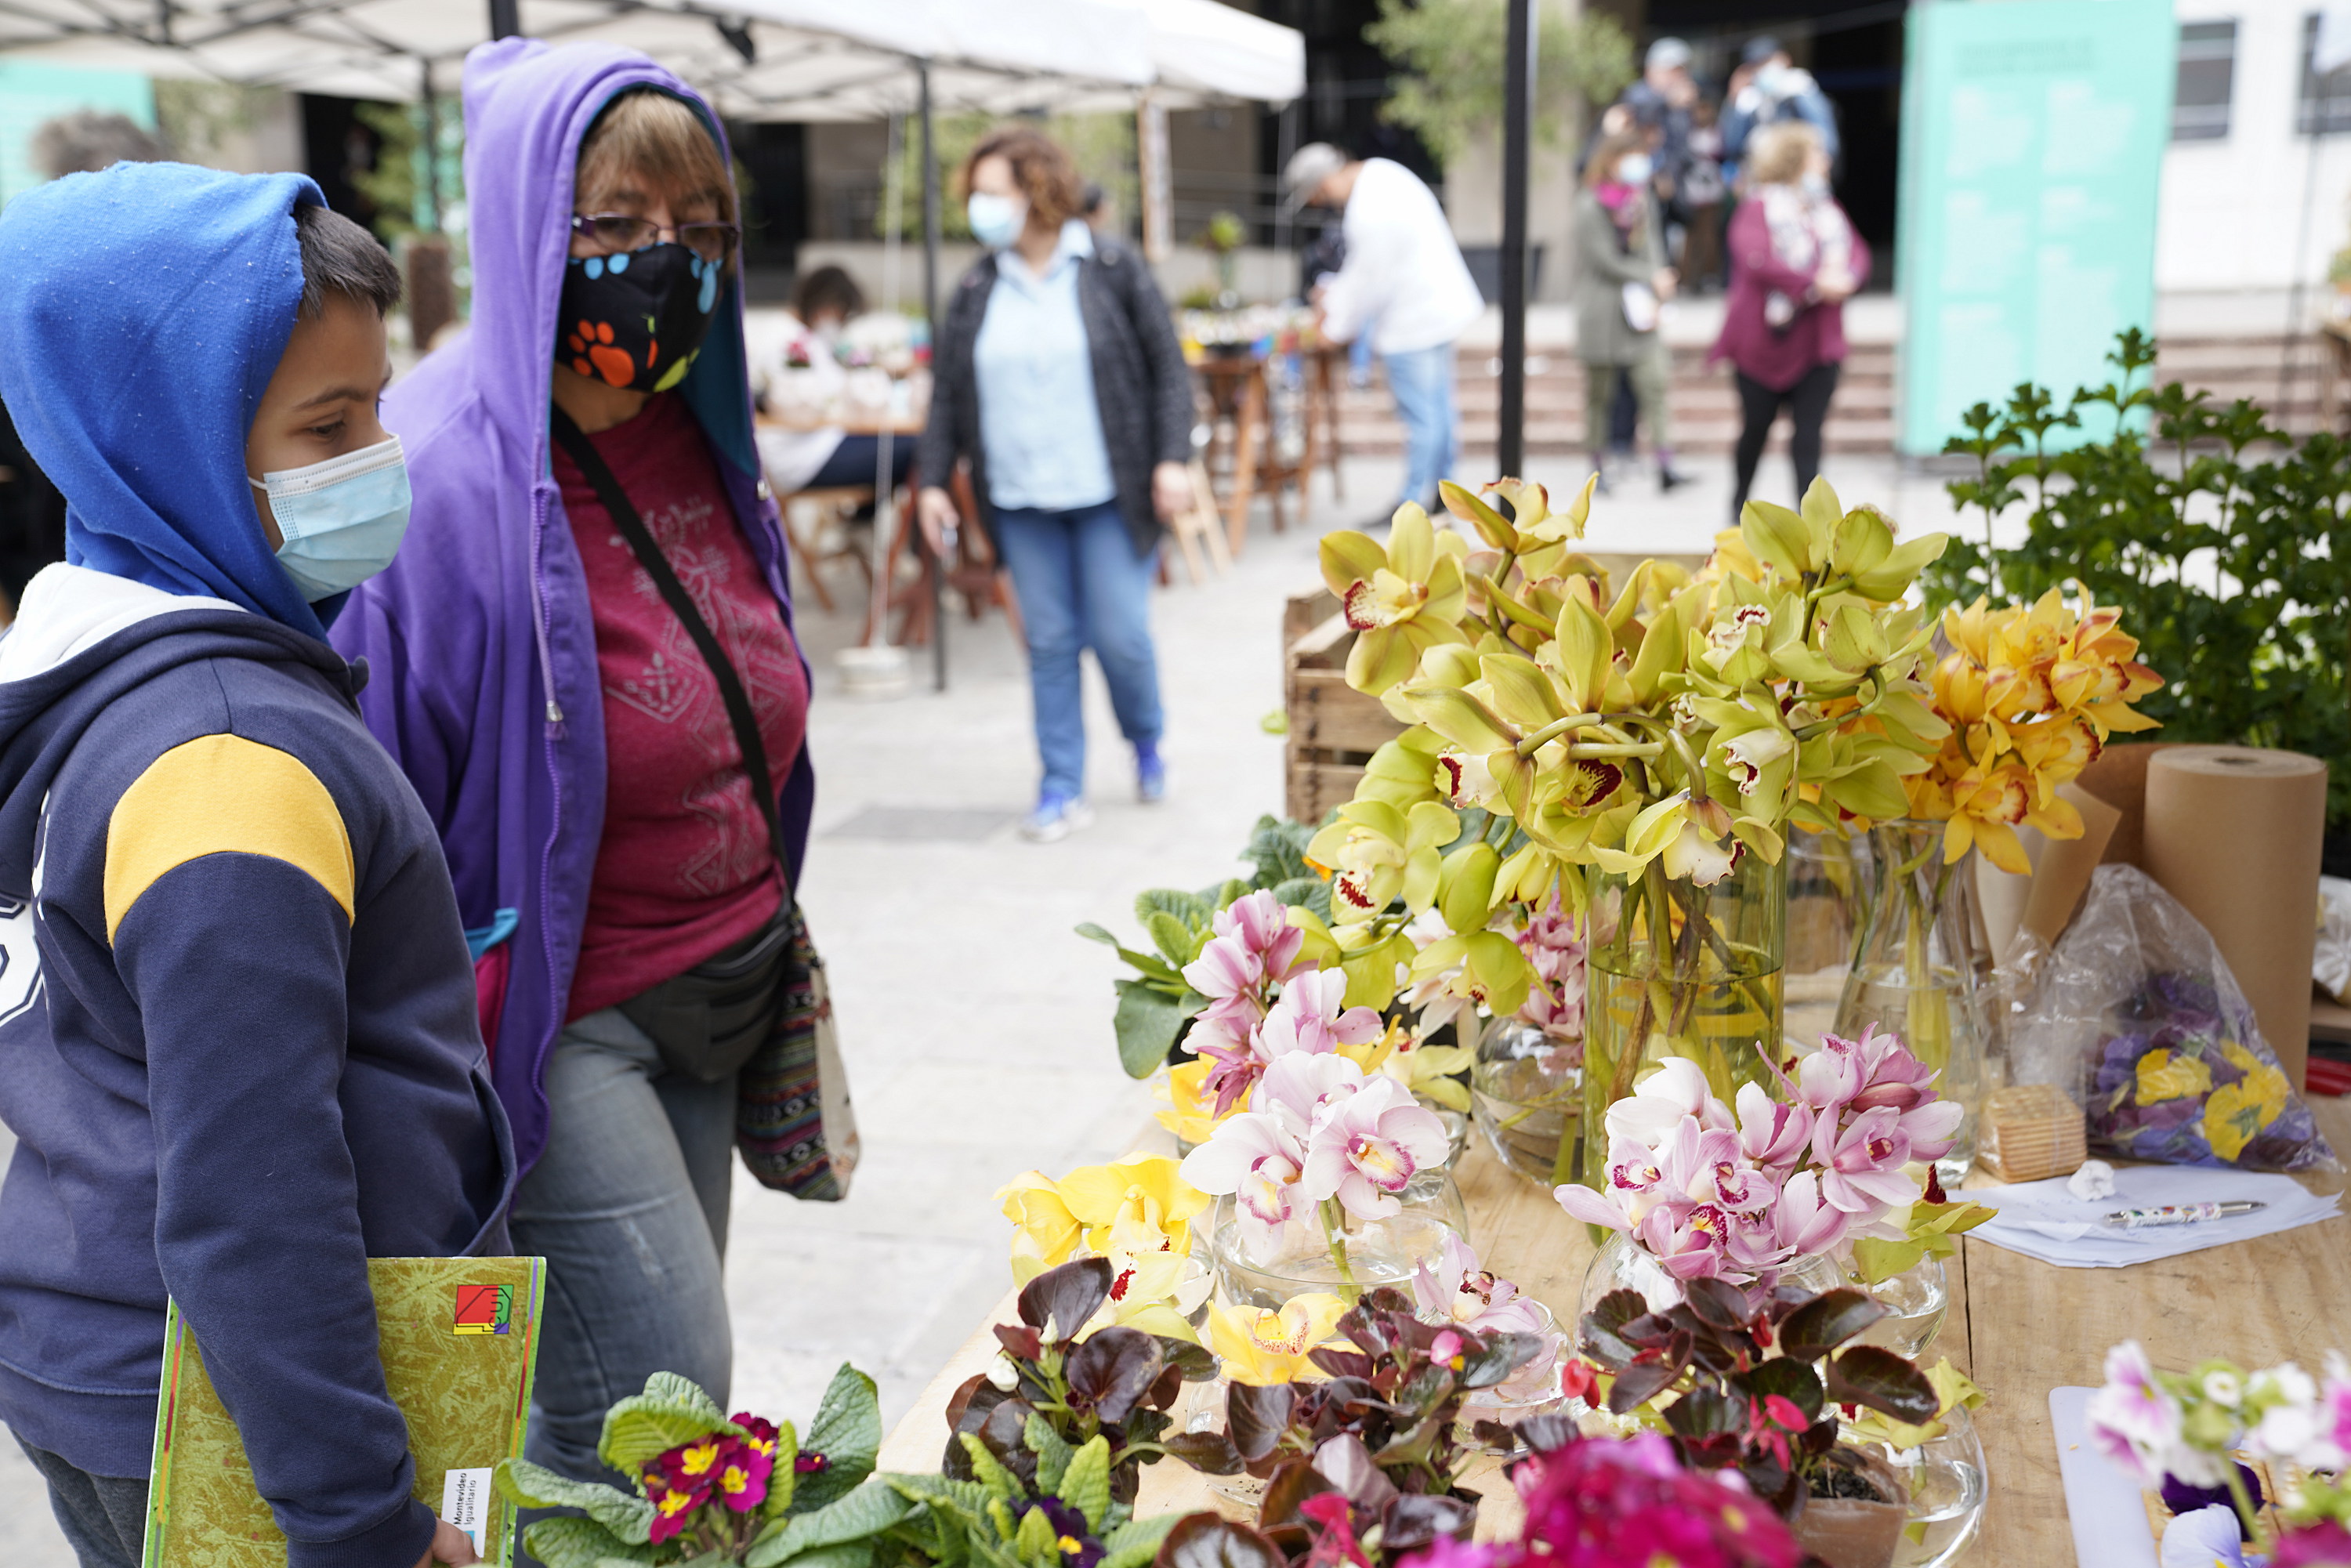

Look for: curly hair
[1746,121,1823,188]
[961,125,1085,230]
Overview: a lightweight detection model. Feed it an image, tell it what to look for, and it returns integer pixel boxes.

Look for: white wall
[2161,0,2351,296]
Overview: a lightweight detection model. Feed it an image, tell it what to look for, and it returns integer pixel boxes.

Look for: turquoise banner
[1895,0,2175,454]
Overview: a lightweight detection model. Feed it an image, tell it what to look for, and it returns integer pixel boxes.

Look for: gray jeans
[510,1007,736,1487]
[16,1437,145,1568]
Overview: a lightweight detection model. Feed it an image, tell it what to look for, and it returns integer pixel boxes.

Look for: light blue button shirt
[973,219,1118,513]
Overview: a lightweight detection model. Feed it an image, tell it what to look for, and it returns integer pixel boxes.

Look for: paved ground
[0,444,1965,1560]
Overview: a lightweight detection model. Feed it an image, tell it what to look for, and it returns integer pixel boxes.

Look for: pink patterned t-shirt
[553,392,807,1020]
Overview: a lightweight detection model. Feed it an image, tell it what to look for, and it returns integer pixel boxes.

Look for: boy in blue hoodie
[0,165,510,1568]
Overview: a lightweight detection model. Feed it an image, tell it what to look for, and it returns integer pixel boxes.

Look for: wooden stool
[779,484,875,612]
[1165,458,1233,585]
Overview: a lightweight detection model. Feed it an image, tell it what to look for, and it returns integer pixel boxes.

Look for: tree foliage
[1366,0,1637,167]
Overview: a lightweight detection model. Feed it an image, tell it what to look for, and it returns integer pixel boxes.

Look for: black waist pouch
[619,908,793,1082]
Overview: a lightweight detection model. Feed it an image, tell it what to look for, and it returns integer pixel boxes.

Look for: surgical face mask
[1799,172,1830,197]
[1617,154,1654,186]
[1756,63,1795,100]
[556,241,723,393]
[967,191,1027,250]
[250,434,412,601]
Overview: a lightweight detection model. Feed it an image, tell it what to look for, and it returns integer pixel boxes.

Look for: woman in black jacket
[915,126,1192,842]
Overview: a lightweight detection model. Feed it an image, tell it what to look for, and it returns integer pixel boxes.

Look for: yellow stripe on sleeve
[103,733,355,943]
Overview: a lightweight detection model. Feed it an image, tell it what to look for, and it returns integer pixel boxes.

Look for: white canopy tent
[0,0,1299,114]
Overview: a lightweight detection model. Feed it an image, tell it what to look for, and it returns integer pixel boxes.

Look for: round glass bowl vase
[1853,1252,1949,1361]
[1864,1402,1988,1568]
[1470,1017,1584,1187]
[1578,1229,1845,1320]
[1211,1169,1469,1309]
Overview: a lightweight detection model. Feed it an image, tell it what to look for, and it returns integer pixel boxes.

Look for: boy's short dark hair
[292,202,401,320]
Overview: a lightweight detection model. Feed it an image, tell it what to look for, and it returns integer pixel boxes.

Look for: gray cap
[1646,37,1693,72]
[1281,142,1348,214]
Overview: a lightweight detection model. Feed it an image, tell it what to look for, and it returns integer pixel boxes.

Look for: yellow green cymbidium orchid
[1286,904,1418,1012]
[994,1154,1208,1271]
[1306,797,1462,921]
[1318,503,1470,695]
[1204,1294,1349,1385]
[1336,1019,1475,1112]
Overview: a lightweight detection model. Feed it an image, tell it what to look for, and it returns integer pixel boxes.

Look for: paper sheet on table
[2050,1386,2160,1568]
[1966,1164,2338,1267]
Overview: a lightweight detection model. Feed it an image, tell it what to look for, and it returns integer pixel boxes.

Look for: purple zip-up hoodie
[332,39,813,1179]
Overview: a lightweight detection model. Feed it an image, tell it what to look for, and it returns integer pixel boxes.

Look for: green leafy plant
[1366,0,1636,166]
[1925,328,2351,829]
[495,1365,882,1566]
[1574,1283,1941,1517]
[946,1258,1233,1502]
[1078,817,1334,1077]
[879,1434,1191,1568]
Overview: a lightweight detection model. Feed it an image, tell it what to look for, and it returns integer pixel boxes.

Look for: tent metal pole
[489,0,519,40]
[1498,0,1534,479]
[419,58,441,234]
[919,60,947,692]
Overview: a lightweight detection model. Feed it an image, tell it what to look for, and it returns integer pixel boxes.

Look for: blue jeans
[509,1008,735,1487]
[1382,342,1460,509]
[991,500,1165,801]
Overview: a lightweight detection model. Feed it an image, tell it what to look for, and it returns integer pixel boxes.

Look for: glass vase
[1849,1252,1949,1361]
[1210,1168,1468,1309]
[1469,1016,1583,1187]
[1576,1229,1842,1322]
[1864,1402,1989,1568]
[1833,822,1993,1182]
[1784,827,1872,1051]
[1571,853,1786,1199]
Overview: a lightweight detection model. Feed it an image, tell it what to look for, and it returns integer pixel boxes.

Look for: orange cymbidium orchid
[1908,589,2164,871]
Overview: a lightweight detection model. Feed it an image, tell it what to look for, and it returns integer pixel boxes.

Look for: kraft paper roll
[2143,746,2328,1092]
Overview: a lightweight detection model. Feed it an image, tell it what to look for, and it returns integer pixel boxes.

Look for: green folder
[141,1255,545,1567]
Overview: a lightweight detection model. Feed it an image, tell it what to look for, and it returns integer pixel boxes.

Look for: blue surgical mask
[966,191,1026,250]
[250,434,413,601]
[1617,154,1654,186]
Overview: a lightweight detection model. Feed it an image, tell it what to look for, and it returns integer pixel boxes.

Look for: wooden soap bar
[1978,1083,2088,1183]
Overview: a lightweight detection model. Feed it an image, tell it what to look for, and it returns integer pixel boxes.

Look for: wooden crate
[1284,586,1406,824]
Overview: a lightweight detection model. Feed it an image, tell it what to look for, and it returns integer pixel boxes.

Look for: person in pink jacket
[1708,121,1869,521]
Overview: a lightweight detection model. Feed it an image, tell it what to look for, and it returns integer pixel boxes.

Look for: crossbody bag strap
[549,404,791,889]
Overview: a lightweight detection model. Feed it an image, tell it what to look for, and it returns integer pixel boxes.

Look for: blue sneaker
[1020,793,1095,843]
[1136,741,1169,804]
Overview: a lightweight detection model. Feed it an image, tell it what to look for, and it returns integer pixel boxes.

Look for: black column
[1498,0,1535,478]
[488,0,520,41]
[919,63,947,692]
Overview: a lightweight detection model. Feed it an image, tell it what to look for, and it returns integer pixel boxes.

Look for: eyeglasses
[569,212,740,265]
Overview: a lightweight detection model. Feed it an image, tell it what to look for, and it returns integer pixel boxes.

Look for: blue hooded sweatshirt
[0,163,513,1568]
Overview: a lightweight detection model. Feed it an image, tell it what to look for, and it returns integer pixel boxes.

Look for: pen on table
[2103,1201,2268,1229]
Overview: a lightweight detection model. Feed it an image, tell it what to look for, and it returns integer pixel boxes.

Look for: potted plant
[1573,1280,1945,1568]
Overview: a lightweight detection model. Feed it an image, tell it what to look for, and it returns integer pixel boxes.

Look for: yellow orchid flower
[1318,504,1471,695]
[1055,1153,1211,1260]
[1204,1294,1349,1385]
[996,1171,1083,1269]
[1154,1060,1224,1146]
[1338,1020,1475,1112]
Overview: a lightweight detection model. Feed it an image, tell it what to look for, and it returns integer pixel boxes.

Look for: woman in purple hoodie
[334,40,812,1486]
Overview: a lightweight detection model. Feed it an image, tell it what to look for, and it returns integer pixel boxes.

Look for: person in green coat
[1573,130,1690,494]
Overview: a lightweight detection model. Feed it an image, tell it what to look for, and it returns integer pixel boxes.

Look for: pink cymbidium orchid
[1734,1081,1814,1171]
[1409,1232,1551,1338]
[1603,1058,1734,1149]
[1811,1105,1923,1214]
[1177,1110,1313,1250]
[1513,898,1588,1041]
[1302,1073,1450,1220]
[1180,889,1310,1034]
[1259,969,1384,1059]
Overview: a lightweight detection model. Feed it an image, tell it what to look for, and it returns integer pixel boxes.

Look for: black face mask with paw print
[554,241,723,393]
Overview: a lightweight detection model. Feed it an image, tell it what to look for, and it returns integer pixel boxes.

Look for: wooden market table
[874,1099,2351,1565]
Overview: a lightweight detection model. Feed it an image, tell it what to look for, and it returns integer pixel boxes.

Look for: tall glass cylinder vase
[1571,853,1786,1200]
[1834,822,1991,1182]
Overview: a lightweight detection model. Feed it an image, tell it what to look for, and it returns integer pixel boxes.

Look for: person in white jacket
[1285,143,1485,523]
